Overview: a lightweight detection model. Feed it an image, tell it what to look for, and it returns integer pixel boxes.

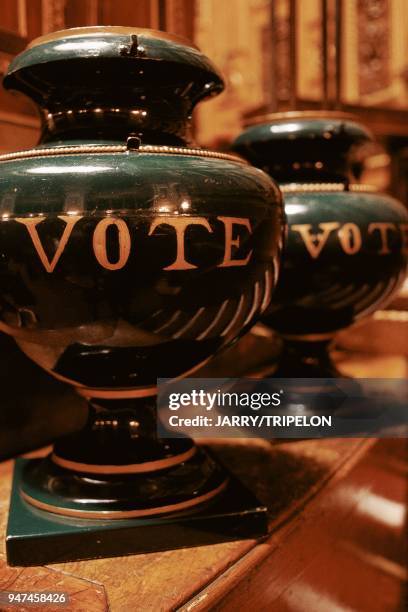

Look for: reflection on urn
[0,26,284,533]
[233,112,408,379]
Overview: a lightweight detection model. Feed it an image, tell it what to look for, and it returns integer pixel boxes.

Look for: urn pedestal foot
[19,397,231,518]
[6,458,268,566]
[273,338,341,378]
[0,25,283,568]
[6,397,268,565]
[270,338,361,416]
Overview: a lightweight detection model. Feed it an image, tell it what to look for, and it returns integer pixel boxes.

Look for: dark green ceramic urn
[233,111,408,377]
[0,27,284,527]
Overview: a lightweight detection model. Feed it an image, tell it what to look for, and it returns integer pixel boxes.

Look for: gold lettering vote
[337,223,362,255]
[368,222,397,255]
[15,215,82,272]
[291,222,340,258]
[148,217,213,270]
[93,217,131,270]
[14,214,257,272]
[217,216,253,267]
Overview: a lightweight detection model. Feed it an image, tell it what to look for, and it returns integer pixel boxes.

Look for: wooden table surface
[0,437,375,612]
[0,353,406,611]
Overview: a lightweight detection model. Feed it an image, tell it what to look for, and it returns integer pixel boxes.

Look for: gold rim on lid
[28,26,198,50]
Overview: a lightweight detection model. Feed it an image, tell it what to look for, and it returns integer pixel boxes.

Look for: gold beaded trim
[280,183,378,193]
[0,144,246,165]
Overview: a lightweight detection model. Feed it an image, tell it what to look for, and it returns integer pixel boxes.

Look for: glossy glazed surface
[1,28,284,519]
[233,117,408,340]
[264,190,407,335]
[0,151,282,391]
[1,28,284,396]
[4,27,224,145]
[233,117,372,182]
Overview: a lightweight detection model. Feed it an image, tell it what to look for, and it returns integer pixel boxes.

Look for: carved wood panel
[357,0,391,96]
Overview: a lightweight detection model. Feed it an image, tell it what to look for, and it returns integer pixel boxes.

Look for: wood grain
[0,437,373,611]
[0,559,107,611]
[181,440,407,612]
[0,351,404,611]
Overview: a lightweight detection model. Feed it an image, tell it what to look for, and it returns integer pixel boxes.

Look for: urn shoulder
[233,113,408,337]
[0,27,284,392]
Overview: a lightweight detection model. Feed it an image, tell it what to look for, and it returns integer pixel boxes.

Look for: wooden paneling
[0,0,20,34]
[0,1,196,152]
[0,28,26,54]
[195,0,270,146]
[165,0,195,39]
[98,0,155,28]
[26,0,43,40]
[64,0,99,28]
[0,0,38,151]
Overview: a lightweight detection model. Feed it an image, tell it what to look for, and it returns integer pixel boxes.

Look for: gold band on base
[21,479,228,519]
[28,26,199,50]
[51,446,196,474]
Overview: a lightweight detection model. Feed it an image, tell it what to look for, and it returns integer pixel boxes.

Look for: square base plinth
[6,458,268,566]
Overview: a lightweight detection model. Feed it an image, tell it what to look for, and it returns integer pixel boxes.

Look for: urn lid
[3,27,224,144]
[233,111,374,183]
[4,26,224,104]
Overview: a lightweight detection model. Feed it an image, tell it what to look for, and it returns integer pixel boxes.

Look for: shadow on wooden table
[0,334,86,461]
